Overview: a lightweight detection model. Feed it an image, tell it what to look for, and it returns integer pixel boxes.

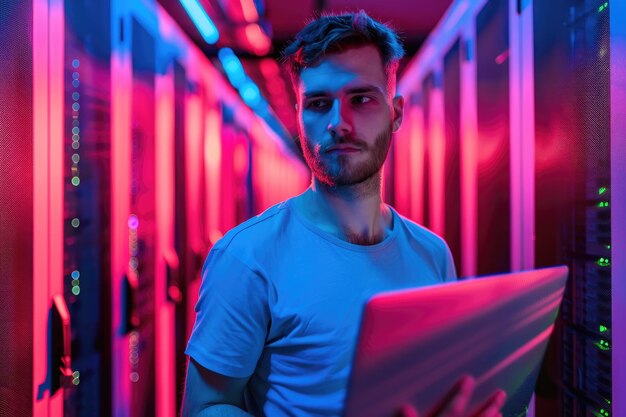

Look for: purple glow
[128,214,139,229]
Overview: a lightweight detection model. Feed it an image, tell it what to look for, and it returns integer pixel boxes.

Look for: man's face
[295,45,404,187]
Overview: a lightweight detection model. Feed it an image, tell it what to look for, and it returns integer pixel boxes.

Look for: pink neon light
[394,128,410,212]
[239,0,259,22]
[244,23,271,55]
[111,51,132,417]
[204,107,222,239]
[155,72,176,417]
[33,0,50,415]
[186,92,203,251]
[460,44,477,278]
[409,105,425,224]
[49,4,65,415]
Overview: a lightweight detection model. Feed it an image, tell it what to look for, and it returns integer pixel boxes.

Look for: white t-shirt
[185,199,456,416]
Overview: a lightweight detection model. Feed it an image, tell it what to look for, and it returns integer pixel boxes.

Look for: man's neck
[296,174,393,245]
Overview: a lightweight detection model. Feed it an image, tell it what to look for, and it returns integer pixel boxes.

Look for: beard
[300,123,393,187]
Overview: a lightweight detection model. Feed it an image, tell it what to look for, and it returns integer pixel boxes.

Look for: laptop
[343,266,569,417]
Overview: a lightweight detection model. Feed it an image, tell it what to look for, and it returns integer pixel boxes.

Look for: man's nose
[327,99,352,137]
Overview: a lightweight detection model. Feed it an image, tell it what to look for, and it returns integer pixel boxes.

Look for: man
[182,11,504,417]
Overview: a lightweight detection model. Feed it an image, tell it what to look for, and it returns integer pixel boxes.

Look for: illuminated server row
[0,1,309,417]
[390,0,625,416]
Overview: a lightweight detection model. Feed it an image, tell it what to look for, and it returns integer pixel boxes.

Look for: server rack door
[62,1,113,415]
[173,59,191,415]
[533,1,612,416]
[443,39,463,275]
[1,1,34,415]
[128,17,157,417]
[475,0,511,276]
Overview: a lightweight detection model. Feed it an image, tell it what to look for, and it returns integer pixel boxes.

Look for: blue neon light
[240,80,262,107]
[180,0,219,44]
[218,48,246,87]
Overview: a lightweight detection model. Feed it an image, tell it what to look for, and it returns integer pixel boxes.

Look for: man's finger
[427,375,476,417]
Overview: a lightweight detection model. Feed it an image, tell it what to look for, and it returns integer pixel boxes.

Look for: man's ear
[392,95,404,132]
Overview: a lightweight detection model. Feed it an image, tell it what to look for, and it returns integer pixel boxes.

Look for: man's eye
[306,99,330,110]
[352,95,373,105]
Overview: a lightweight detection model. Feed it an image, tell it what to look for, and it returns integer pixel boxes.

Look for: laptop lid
[343,266,569,417]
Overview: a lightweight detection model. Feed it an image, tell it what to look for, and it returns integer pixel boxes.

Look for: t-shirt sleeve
[442,242,457,282]
[185,247,270,378]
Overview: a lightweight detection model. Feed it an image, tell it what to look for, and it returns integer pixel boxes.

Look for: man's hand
[395,375,507,417]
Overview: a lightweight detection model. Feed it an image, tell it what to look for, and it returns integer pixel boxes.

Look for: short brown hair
[282,10,405,90]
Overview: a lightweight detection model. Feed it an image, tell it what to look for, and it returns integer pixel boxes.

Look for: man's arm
[181,357,253,417]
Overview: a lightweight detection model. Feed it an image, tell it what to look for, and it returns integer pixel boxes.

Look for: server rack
[3,1,309,415]
[532,1,613,415]
[62,1,113,416]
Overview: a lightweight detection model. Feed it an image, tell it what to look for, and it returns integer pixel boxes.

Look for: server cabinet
[533,1,613,416]
[443,39,463,274]
[475,0,511,276]
[62,0,113,416]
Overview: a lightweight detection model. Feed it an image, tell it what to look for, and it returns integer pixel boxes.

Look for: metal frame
[610,0,625,415]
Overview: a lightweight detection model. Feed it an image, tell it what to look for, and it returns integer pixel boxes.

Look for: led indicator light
[600,325,608,332]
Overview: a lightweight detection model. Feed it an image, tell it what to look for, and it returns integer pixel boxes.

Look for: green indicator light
[607,245,611,249]
[599,187,607,195]
[71,176,80,186]
[598,2,608,12]
[595,340,611,351]
[72,378,80,385]
[72,371,80,378]
[72,286,81,295]
[598,201,609,208]
[600,325,608,332]
[597,258,611,267]
[72,279,79,286]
